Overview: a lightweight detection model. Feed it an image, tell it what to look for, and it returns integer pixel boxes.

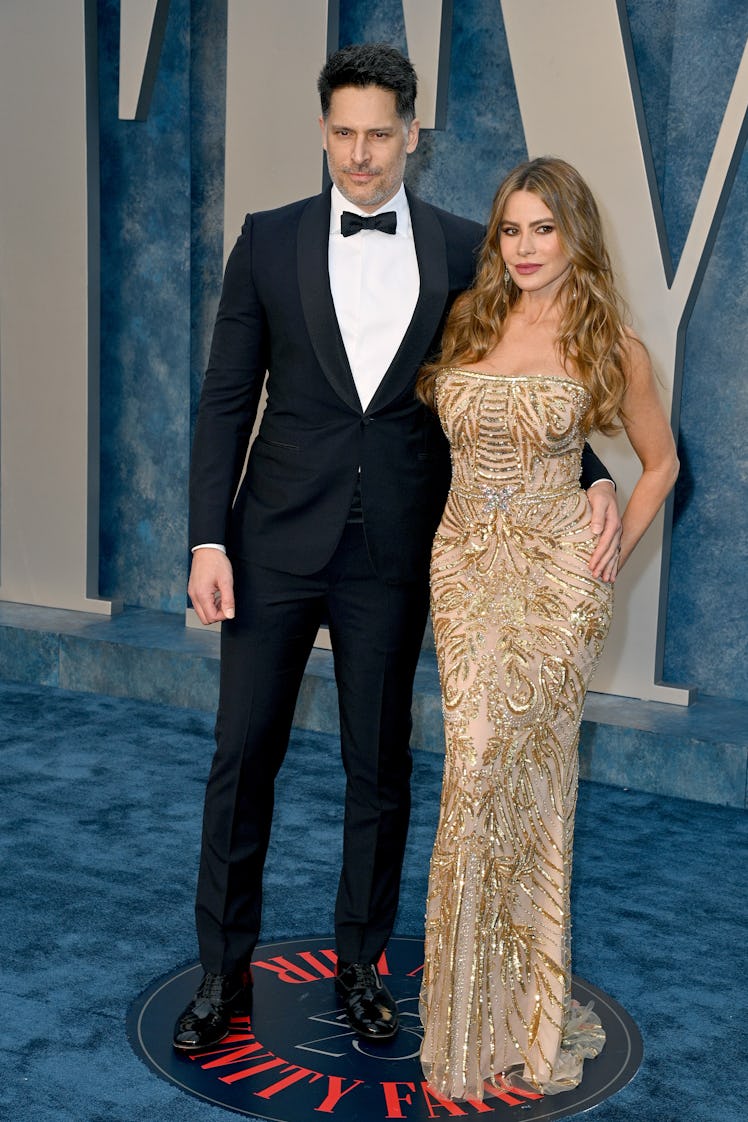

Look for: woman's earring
[503,266,511,289]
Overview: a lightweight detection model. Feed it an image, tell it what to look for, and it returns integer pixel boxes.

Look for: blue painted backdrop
[97,0,748,703]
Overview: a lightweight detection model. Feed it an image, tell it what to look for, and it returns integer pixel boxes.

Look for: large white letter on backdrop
[502,0,747,703]
[0,0,119,614]
[223,0,338,252]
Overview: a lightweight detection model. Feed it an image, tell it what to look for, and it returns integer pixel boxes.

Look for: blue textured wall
[97,0,747,701]
[98,0,191,613]
[98,0,226,613]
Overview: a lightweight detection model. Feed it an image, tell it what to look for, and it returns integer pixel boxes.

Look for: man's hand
[188,548,235,624]
[587,481,622,583]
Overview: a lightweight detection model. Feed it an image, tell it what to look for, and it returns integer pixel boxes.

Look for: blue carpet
[0,679,745,1121]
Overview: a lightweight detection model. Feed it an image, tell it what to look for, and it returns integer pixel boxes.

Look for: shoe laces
[196,972,229,1005]
[342,962,381,991]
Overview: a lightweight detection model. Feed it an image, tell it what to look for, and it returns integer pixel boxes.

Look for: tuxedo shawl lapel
[366,189,449,413]
[297,190,362,413]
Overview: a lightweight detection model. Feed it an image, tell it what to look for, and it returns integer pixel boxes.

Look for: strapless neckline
[443,368,590,394]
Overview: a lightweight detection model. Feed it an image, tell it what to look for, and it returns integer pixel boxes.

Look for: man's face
[320,85,419,212]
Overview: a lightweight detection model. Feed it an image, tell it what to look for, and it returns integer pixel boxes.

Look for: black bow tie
[340,210,397,237]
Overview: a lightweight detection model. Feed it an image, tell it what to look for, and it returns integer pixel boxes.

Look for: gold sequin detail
[420,372,611,1101]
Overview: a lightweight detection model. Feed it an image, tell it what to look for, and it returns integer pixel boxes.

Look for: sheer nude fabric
[420,371,612,1101]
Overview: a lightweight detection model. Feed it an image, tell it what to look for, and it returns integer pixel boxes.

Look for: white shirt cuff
[191,543,227,554]
[587,477,616,491]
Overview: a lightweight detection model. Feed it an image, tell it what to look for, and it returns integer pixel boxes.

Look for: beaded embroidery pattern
[420,371,613,1101]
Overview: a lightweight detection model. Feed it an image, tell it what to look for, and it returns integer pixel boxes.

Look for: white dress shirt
[328,183,420,411]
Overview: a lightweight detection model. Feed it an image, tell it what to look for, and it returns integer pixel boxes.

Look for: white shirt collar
[330,183,411,236]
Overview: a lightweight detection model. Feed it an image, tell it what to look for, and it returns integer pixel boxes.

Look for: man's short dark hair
[318,43,417,123]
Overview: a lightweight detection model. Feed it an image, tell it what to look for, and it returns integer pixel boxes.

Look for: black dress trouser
[194,520,431,974]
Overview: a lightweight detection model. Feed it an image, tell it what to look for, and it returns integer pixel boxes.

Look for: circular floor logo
[127,936,642,1120]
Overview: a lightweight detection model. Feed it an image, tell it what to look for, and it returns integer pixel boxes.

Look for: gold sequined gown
[420,371,613,1101]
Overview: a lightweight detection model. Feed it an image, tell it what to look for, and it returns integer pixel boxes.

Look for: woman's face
[499,189,572,298]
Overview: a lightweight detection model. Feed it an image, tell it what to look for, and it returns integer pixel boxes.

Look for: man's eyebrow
[329,123,395,131]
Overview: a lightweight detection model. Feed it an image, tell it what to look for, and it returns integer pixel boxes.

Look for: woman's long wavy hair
[416,157,630,433]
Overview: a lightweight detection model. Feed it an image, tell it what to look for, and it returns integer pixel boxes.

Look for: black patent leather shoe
[173,967,252,1051]
[335,961,399,1041]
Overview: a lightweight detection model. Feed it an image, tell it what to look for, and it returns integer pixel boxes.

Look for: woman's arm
[618,336,680,570]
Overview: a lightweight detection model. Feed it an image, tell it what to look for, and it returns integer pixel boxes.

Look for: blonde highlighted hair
[417,157,630,433]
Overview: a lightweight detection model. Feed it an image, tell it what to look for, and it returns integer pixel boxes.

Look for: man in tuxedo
[174,43,620,1051]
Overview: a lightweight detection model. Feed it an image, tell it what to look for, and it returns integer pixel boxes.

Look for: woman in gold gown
[417,158,679,1101]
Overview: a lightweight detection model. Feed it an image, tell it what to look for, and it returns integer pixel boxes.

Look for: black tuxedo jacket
[190,186,482,583]
[189,186,607,584]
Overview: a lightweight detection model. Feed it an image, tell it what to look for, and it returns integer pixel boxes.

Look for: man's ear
[319,115,328,151]
[406,119,420,155]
